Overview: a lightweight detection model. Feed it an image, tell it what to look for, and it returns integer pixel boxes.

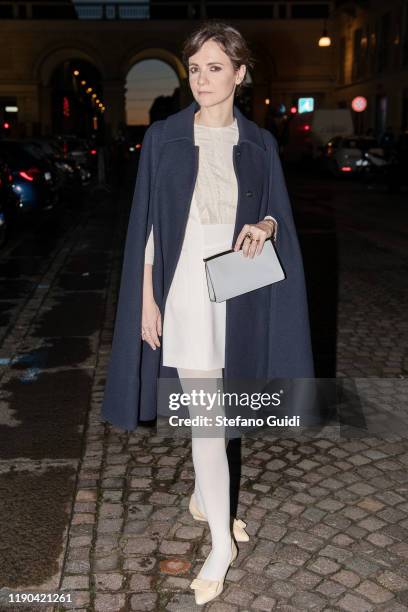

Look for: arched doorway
[50,58,104,138]
[125,58,180,127]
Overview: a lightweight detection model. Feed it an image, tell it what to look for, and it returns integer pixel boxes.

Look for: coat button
[245,190,253,197]
[236,150,241,157]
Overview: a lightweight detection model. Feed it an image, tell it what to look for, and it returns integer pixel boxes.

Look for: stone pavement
[55,174,408,611]
[60,416,408,611]
[0,170,407,611]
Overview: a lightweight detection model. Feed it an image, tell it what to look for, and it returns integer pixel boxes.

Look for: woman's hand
[142,263,161,350]
[141,296,162,350]
[233,219,276,258]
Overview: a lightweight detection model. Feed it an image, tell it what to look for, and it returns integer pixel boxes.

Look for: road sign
[351,96,367,112]
[298,98,314,113]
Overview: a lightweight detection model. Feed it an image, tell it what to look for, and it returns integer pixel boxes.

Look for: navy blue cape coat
[100,100,315,431]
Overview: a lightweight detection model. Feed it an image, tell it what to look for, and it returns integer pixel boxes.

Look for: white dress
[144,118,277,370]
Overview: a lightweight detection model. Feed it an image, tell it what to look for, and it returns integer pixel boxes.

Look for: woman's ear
[236,64,246,86]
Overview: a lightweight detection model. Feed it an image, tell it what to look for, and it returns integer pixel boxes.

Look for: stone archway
[120,47,187,85]
[123,48,186,126]
[33,43,106,136]
[121,47,189,128]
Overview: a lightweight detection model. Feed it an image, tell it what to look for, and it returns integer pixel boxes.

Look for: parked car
[282,109,354,163]
[23,138,91,189]
[322,135,388,177]
[22,140,65,193]
[0,155,19,246]
[55,135,98,175]
[0,140,60,213]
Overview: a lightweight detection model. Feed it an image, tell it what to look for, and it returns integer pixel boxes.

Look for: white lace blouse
[144,117,277,263]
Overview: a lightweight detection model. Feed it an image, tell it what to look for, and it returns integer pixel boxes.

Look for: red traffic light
[3,122,10,129]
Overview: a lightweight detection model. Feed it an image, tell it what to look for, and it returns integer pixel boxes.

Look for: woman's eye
[189,66,221,73]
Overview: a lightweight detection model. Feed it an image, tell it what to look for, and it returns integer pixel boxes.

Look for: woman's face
[188,38,246,108]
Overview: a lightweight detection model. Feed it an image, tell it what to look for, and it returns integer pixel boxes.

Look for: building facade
[9,1,403,140]
[333,0,408,137]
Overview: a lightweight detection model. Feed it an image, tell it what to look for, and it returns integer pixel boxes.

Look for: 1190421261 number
[6,592,73,603]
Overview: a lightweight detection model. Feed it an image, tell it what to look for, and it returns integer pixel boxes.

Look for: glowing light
[318,27,331,47]
[63,96,70,118]
[73,70,80,76]
[298,98,314,113]
[319,35,331,47]
[351,96,367,112]
[19,171,35,181]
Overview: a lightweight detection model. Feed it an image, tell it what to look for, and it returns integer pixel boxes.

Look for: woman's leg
[178,367,232,580]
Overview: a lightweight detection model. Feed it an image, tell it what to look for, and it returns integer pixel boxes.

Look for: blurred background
[1,0,408,244]
[1,0,408,236]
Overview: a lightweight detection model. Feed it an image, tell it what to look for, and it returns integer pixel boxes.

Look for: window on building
[339,36,346,84]
[352,28,363,80]
[393,8,402,69]
[361,26,369,76]
[402,0,408,67]
[377,11,391,72]
[369,23,377,74]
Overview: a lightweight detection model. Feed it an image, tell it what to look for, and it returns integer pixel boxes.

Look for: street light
[318,20,331,47]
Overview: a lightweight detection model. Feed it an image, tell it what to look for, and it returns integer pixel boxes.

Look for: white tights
[177,367,232,580]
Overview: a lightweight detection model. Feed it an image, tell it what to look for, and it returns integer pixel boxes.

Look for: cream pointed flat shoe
[190,537,238,605]
[189,493,250,542]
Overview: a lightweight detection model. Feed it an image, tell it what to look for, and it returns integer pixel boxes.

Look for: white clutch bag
[204,238,286,303]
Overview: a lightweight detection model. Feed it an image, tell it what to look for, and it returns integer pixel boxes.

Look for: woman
[101,21,314,605]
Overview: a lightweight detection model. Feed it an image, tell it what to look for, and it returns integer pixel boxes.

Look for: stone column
[39,84,53,136]
[102,79,126,141]
[16,86,40,137]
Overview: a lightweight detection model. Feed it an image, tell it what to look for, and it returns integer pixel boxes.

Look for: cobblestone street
[0,169,407,611]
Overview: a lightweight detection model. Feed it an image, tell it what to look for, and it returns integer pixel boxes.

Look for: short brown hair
[182,20,255,92]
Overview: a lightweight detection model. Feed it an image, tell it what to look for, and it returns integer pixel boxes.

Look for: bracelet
[263,218,275,237]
